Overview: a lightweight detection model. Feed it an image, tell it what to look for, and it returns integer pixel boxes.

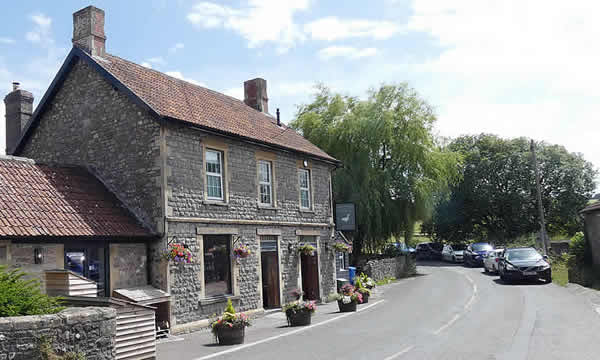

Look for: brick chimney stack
[244,78,269,113]
[4,82,34,155]
[72,6,106,57]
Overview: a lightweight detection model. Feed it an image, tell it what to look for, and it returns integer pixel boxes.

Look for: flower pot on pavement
[361,292,370,304]
[216,326,245,345]
[286,310,312,326]
[337,300,357,312]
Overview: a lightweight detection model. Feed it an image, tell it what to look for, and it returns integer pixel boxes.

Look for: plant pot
[337,300,357,312]
[216,326,245,345]
[286,310,312,326]
[360,292,369,304]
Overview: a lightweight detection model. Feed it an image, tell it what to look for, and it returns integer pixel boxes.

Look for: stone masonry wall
[167,221,335,326]
[109,243,148,292]
[19,59,162,233]
[4,242,64,294]
[363,255,416,282]
[0,307,116,360]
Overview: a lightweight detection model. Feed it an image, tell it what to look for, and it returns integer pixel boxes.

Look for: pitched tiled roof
[580,202,600,214]
[87,53,336,162]
[0,157,151,238]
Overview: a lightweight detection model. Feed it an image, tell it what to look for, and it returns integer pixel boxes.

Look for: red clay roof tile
[0,157,151,238]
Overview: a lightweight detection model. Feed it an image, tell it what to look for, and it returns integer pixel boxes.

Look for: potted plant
[298,244,316,256]
[332,242,351,253]
[282,289,317,326]
[335,284,363,312]
[358,273,376,290]
[354,276,372,304]
[164,243,192,264]
[211,299,251,345]
[233,244,251,259]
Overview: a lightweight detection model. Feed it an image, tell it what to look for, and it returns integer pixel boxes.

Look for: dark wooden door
[261,252,280,308]
[301,253,320,301]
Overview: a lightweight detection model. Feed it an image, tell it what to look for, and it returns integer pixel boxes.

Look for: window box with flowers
[335,284,363,312]
[332,242,351,253]
[297,244,316,256]
[164,244,192,264]
[211,299,251,345]
[282,289,317,326]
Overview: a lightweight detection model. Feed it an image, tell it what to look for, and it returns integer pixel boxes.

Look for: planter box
[216,326,245,345]
[361,292,370,304]
[337,300,357,312]
[286,310,312,326]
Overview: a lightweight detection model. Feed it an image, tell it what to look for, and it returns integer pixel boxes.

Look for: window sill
[257,204,278,210]
[199,294,240,306]
[299,208,315,214]
[203,200,229,207]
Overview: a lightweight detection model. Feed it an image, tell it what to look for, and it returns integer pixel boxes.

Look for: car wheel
[500,273,509,283]
[484,266,489,273]
[544,270,552,283]
[452,256,456,263]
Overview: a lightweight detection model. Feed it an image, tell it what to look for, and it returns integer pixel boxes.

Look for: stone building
[4,5,339,332]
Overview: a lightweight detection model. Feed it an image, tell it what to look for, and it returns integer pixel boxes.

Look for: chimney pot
[4,83,34,155]
[244,78,269,113]
[276,108,281,126]
[72,6,106,57]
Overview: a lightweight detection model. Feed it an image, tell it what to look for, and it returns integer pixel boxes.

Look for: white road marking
[382,345,415,360]
[192,300,385,360]
[433,271,478,335]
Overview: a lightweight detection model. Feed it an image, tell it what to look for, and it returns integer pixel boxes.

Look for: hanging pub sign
[335,203,356,231]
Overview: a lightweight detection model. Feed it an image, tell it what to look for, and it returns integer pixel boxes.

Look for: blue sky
[1,0,599,181]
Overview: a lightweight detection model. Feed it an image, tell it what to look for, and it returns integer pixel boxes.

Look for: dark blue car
[464,242,494,267]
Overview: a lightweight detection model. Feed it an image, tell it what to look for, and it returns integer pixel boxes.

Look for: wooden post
[531,140,549,255]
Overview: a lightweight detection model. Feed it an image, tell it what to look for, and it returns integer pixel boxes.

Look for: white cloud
[0,37,15,45]
[318,46,377,60]
[25,13,53,45]
[141,62,152,68]
[223,87,244,100]
[169,42,185,54]
[146,56,166,65]
[187,0,310,51]
[165,71,206,87]
[305,17,402,41]
[405,0,600,172]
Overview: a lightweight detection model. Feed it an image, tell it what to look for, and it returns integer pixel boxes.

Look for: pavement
[158,261,600,359]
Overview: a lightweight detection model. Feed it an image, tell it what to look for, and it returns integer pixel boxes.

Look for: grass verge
[551,259,569,286]
[375,277,397,286]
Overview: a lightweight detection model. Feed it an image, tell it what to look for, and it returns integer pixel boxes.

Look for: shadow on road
[492,278,550,286]
[416,260,464,268]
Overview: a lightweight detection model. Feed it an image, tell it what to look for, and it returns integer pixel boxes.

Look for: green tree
[431,134,596,243]
[292,84,461,253]
[0,266,64,317]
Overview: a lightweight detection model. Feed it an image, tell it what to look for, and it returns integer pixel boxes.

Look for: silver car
[442,244,465,263]
[483,249,504,273]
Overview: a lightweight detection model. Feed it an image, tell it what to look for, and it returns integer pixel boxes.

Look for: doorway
[65,246,108,297]
[260,236,280,309]
[300,236,320,301]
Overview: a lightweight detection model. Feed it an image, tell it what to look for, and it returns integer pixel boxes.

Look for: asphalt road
[158,262,600,360]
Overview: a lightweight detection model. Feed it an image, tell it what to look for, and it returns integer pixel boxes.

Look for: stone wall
[19,58,162,233]
[362,255,416,282]
[0,242,64,293]
[109,243,148,292]
[584,212,600,267]
[167,221,335,328]
[0,307,116,360]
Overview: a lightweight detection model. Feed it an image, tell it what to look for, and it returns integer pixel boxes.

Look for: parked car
[498,247,551,283]
[483,249,504,273]
[383,242,416,257]
[464,242,494,267]
[416,242,443,260]
[442,244,466,262]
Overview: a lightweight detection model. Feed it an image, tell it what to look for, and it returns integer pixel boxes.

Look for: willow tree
[291,84,461,254]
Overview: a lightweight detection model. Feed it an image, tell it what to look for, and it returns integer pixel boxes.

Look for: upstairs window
[298,169,311,209]
[258,160,273,206]
[206,149,224,200]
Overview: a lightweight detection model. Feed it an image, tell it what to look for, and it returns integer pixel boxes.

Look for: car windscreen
[472,243,493,252]
[506,249,541,261]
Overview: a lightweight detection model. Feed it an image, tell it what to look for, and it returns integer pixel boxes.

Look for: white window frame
[299,169,311,209]
[258,160,273,206]
[205,149,224,201]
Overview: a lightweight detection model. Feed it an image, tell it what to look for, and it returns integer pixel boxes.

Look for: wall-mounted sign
[335,203,356,231]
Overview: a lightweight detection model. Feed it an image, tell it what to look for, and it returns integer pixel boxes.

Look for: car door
[442,245,449,261]
[485,251,494,270]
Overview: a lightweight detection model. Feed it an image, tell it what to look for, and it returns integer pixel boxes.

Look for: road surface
[158,262,600,359]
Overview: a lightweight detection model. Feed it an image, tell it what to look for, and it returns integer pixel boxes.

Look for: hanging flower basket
[297,244,316,256]
[233,244,251,259]
[332,242,351,253]
[164,244,192,264]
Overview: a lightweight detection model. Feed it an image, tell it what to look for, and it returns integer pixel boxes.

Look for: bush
[38,337,85,360]
[0,266,64,317]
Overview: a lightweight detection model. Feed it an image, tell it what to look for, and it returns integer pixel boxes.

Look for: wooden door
[261,252,280,308]
[301,253,320,301]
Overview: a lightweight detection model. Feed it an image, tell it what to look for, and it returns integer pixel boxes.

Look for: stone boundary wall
[0,307,116,360]
[363,255,416,282]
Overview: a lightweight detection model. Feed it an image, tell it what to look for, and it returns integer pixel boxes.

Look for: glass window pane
[299,170,309,188]
[204,235,231,297]
[260,184,271,204]
[206,150,221,174]
[88,247,106,297]
[207,175,222,198]
[259,161,270,183]
[301,189,310,208]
